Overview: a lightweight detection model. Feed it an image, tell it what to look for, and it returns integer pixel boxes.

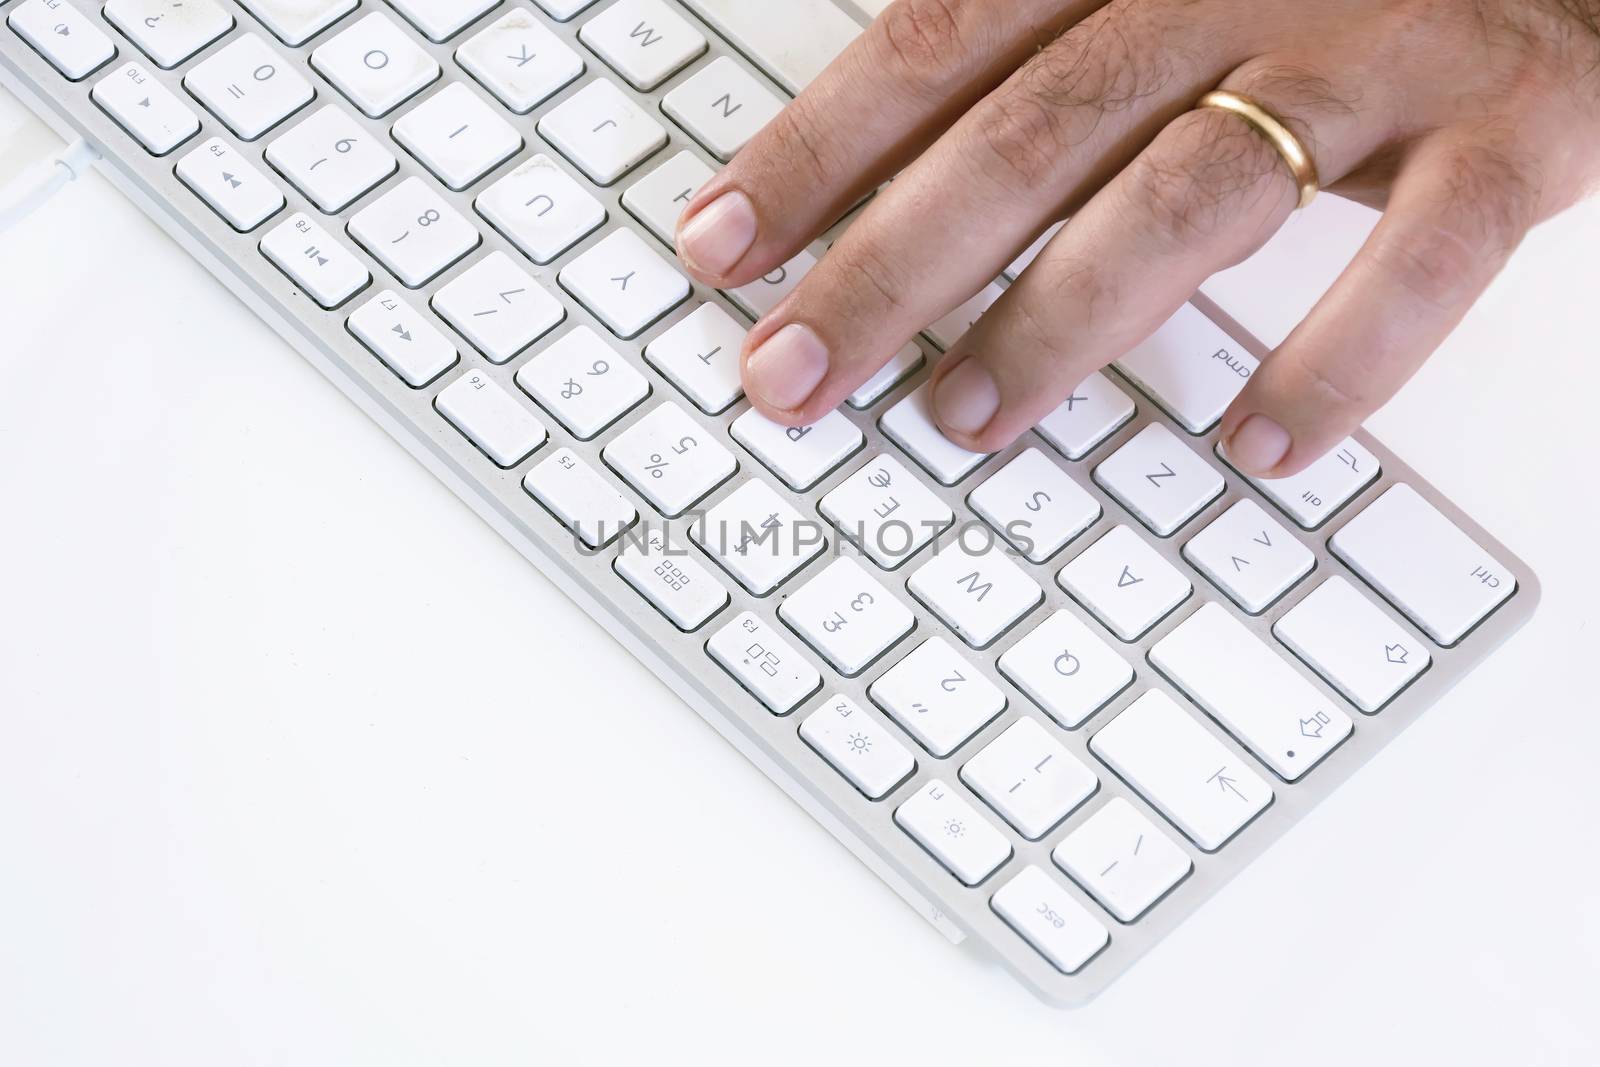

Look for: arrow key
[1274,576,1432,713]
[176,137,285,232]
[348,290,458,388]
[1182,499,1313,614]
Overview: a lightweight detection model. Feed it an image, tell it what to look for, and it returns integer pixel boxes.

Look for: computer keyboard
[0,0,1537,1006]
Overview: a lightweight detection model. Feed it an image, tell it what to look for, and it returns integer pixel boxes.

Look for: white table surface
[2,74,1596,1066]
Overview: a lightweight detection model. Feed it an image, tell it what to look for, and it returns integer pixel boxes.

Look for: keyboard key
[880,383,990,486]
[1058,525,1192,642]
[778,558,914,676]
[237,0,356,46]
[847,343,923,410]
[105,0,231,69]
[1115,303,1257,434]
[1052,797,1191,922]
[997,610,1134,730]
[613,526,728,632]
[677,0,860,96]
[1182,499,1313,614]
[662,56,785,162]
[927,281,1004,350]
[183,34,314,141]
[692,478,825,595]
[347,176,480,288]
[538,77,667,185]
[960,718,1097,840]
[476,153,606,265]
[310,12,439,118]
[559,229,690,339]
[991,866,1108,974]
[602,401,738,516]
[393,82,522,190]
[1003,220,1065,280]
[642,303,745,414]
[259,212,370,308]
[266,105,398,213]
[91,62,199,155]
[968,447,1101,563]
[869,637,1006,758]
[731,409,863,492]
[908,542,1042,650]
[1274,576,1432,713]
[1227,435,1380,530]
[895,778,1012,886]
[707,611,820,715]
[524,447,637,548]
[1033,371,1135,461]
[726,249,814,319]
[514,325,649,439]
[436,369,548,467]
[1093,423,1224,537]
[533,0,597,19]
[1090,690,1273,852]
[8,0,116,81]
[176,137,286,232]
[622,149,713,245]
[578,0,705,91]
[432,251,566,363]
[819,454,953,570]
[1330,483,1516,646]
[457,8,585,113]
[388,0,497,42]
[348,289,458,387]
[800,695,917,801]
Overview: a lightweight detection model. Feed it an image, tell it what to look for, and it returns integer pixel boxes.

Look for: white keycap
[1331,483,1517,646]
[1115,303,1257,434]
[991,865,1108,974]
[8,0,115,81]
[310,12,439,118]
[602,401,738,516]
[800,695,917,801]
[1003,220,1065,280]
[388,0,496,42]
[820,454,953,570]
[998,610,1134,730]
[175,136,285,232]
[662,55,785,162]
[1094,423,1224,537]
[880,383,990,486]
[1231,436,1381,530]
[731,409,863,492]
[183,34,314,141]
[908,541,1042,650]
[961,718,1097,840]
[524,447,637,548]
[237,0,357,47]
[1052,797,1192,922]
[514,325,649,439]
[560,228,690,339]
[578,0,705,91]
[895,778,1012,886]
[435,369,548,467]
[259,211,370,308]
[348,289,458,387]
[726,249,814,319]
[642,303,745,414]
[676,0,859,96]
[104,0,231,68]
[265,105,397,213]
[1182,499,1313,614]
[692,478,824,595]
[1034,371,1135,461]
[869,638,1006,758]
[927,281,1004,350]
[707,611,820,715]
[847,344,923,410]
[613,525,728,632]
[969,447,1101,563]
[538,77,667,185]
[1090,690,1273,852]
[1275,576,1431,713]
[1152,603,1354,781]
[432,251,566,363]
[393,82,522,191]
[476,154,606,265]
[91,62,199,155]
[532,0,596,19]
[457,8,585,114]
[1058,525,1192,642]
[347,176,480,288]
[778,558,914,676]
[622,149,713,245]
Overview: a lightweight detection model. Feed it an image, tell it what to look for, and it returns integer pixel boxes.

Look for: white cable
[0,138,99,236]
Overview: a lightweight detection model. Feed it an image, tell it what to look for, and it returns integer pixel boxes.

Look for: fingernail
[1225,413,1292,474]
[933,357,1001,437]
[746,323,830,411]
[676,190,757,277]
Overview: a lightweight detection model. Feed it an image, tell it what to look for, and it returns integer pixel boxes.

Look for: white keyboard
[0,0,1538,1006]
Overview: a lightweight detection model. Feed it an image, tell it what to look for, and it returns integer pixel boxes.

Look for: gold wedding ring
[1198,90,1320,209]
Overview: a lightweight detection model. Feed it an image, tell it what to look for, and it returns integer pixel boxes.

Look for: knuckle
[826,238,912,319]
[973,92,1074,187]
[1288,354,1370,413]
[873,0,973,92]
[1123,113,1287,252]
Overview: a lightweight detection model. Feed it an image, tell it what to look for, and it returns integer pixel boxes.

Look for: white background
[2,51,1597,1067]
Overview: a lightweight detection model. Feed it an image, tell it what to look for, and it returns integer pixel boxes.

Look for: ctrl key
[260,213,370,309]
[991,865,1109,975]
